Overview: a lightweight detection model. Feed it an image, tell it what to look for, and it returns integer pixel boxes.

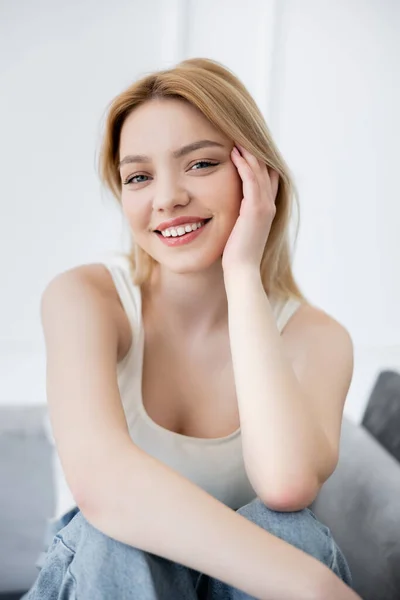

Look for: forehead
[119,98,225,153]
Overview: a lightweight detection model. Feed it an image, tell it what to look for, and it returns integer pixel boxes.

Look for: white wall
[272,0,400,421]
[0,0,399,424]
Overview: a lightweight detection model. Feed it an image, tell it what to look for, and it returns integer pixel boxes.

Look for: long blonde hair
[98,57,306,302]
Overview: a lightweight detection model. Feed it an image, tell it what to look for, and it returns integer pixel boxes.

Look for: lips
[154,217,212,234]
[154,217,212,246]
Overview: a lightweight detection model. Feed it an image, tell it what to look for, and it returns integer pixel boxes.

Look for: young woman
[23,58,361,599]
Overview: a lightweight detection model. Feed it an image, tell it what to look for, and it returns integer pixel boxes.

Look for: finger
[231,147,259,186]
[231,147,257,181]
[231,147,260,202]
[236,144,265,176]
[233,146,279,208]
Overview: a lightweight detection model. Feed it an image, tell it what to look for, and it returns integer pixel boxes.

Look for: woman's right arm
[41,268,361,600]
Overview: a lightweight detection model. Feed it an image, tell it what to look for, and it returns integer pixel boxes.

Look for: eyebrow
[118,139,225,169]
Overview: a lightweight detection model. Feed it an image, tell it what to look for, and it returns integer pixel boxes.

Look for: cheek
[224,169,243,216]
[121,194,149,230]
[213,164,242,205]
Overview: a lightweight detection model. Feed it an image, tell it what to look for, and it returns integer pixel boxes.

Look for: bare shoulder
[281,301,353,362]
[44,263,116,296]
[43,263,131,362]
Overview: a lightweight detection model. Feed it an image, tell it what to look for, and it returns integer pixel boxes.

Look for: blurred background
[1,1,400,598]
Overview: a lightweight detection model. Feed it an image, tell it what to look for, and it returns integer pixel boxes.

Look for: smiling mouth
[154,218,213,235]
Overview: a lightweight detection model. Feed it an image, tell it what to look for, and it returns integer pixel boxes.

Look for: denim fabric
[21,498,352,599]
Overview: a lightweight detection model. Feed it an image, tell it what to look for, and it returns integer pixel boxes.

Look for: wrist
[223,265,262,292]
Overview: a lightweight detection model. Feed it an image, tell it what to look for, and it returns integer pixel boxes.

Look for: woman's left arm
[224,269,354,513]
[223,144,353,512]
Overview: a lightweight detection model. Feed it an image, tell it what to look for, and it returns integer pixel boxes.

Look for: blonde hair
[98,57,307,302]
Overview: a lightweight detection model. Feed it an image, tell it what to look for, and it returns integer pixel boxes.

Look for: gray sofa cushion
[362,370,400,462]
[311,417,400,600]
[0,406,55,593]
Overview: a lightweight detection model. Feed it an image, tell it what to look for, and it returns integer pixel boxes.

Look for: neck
[142,260,229,337]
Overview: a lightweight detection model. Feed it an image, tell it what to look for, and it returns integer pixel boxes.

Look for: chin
[151,248,225,276]
[163,257,221,275]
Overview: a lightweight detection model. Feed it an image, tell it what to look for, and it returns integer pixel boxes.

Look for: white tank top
[45,256,303,521]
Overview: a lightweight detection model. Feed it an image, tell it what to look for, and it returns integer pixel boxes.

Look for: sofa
[1,371,400,600]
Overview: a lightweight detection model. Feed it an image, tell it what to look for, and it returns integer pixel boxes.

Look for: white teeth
[161,220,206,238]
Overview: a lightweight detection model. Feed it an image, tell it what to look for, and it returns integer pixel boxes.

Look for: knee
[56,510,144,565]
[55,509,159,589]
[55,510,95,553]
[29,511,151,599]
[54,511,200,597]
[237,498,334,568]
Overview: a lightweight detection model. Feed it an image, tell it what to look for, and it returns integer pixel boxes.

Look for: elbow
[69,474,101,518]
[74,475,99,509]
[67,460,121,519]
[257,446,339,512]
[257,475,322,512]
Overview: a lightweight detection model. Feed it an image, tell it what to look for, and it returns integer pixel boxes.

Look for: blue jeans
[21,498,352,599]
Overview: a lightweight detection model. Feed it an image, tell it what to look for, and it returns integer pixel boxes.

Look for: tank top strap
[272,296,303,333]
[101,255,142,336]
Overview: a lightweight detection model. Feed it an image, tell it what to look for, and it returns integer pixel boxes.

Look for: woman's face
[118,98,243,274]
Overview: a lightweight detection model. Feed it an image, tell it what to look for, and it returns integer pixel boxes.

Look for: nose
[152,176,190,212]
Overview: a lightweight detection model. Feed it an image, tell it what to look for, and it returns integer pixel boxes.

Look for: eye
[190,160,219,171]
[123,173,149,185]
